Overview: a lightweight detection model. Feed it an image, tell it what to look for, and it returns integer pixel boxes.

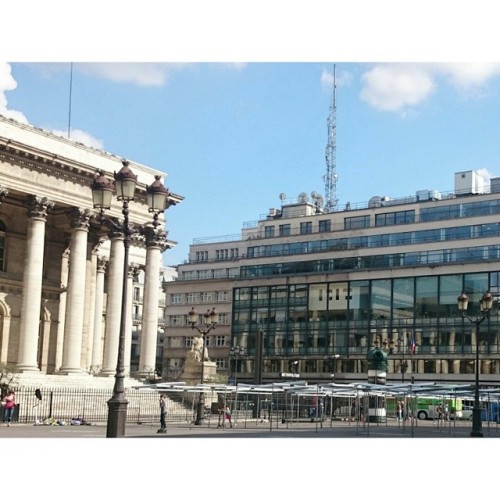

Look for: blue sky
[4,60,500,266]
[2,2,500,271]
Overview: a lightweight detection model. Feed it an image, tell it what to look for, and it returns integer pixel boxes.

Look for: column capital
[128,262,141,279]
[142,226,172,252]
[96,256,108,273]
[0,186,8,203]
[26,195,55,220]
[69,207,92,231]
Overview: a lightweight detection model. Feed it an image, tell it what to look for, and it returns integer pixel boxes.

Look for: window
[187,292,197,303]
[264,226,275,237]
[196,251,209,261]
[170,315,184,326]
[171,293,183,304]
[213,269,227,279]
[300,221,312,234]
[218,313,228,324]
[319,220,331,233]
[215,335,226,346]
[214,358,226,369]
[279,224,291,236]
[375,210,415,227]
[216,291,228,301]
[170,337,184,348]
[201,292,213,302]
[345,215,370,230]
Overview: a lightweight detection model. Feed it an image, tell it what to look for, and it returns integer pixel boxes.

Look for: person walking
[224,405,233,428]
[1,390,16,427]
[157,393,167,434]
[443,403,449,421]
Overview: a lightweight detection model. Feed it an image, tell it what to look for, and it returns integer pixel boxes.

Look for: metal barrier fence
[10,387,200,425]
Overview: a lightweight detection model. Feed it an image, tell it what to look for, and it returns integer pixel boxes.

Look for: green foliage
[211,372,229,385]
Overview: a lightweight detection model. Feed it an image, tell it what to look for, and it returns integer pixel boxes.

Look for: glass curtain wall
[231,271,500,381]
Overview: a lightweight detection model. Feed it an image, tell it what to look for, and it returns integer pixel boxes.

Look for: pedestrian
[1,389,16,427]
[224,405,233,428]
[157,393,167,434]
[396,400,403,421]
[444,403,449,421]
[436,404,442,420]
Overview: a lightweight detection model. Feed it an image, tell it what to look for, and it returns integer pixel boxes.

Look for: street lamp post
[388,336,411,383]
[229,346,247,385]
[457,290,493,438]
[326,354,340,379]
[91,161,170,438]
[187,306,218,425]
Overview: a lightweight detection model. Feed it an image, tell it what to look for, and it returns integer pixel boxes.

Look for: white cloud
[50,128,104,149]
[431,62,500,90]
[76,63,185,87]
[360,64,435,112]
[476,168,494,186]
[360,63,500,113]
[0,62,28,123]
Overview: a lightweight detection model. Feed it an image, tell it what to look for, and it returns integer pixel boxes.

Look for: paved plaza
[1,417,499,438]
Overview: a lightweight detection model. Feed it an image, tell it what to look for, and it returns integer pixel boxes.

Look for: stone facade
[0,115,183,387]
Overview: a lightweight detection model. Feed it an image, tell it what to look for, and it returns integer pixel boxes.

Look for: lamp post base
[106,397,129,438]
[194,400,205,425]
[470,408,483,438]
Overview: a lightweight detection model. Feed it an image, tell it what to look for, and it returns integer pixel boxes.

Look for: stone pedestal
[182,351,217,386]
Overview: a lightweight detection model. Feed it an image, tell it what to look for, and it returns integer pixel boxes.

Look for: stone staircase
[14,371,146,390]
[11,372,196,424]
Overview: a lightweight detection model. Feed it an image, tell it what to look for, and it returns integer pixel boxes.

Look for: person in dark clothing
[158,393,167,433]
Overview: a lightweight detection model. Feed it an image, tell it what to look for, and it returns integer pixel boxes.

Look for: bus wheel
[417,411,427,420]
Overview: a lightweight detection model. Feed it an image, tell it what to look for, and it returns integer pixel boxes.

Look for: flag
[409,336,416,354]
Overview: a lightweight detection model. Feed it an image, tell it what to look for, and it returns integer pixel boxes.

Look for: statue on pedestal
[190,335,209,363]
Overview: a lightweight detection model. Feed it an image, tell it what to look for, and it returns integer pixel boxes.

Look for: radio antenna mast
[324,64,338,212]
[67,62,73,139]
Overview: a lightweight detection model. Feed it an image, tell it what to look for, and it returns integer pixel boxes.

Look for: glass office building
[167,171,500,385]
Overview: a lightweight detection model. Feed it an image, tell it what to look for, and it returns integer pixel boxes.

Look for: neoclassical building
[0,115,183,386]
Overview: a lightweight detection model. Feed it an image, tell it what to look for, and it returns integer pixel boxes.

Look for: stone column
[138,228,166,377]
[55,245,70,372]
[59,208,91,374]
[124,263,139,376]
[81,235,101,371]
[17,195,54,372]
[90,257,107,373]
[101,231,125,375]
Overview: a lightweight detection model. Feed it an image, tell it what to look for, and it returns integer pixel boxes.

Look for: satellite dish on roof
[279,192,287,201]
[298,192,309,203]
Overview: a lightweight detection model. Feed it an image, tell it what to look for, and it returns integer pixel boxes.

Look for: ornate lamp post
[457,290,493,438]
[187,306,218,425]
[229,345,247,385]
[91,160,170,438]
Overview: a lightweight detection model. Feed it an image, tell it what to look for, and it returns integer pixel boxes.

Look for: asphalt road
[1,417,499,438]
